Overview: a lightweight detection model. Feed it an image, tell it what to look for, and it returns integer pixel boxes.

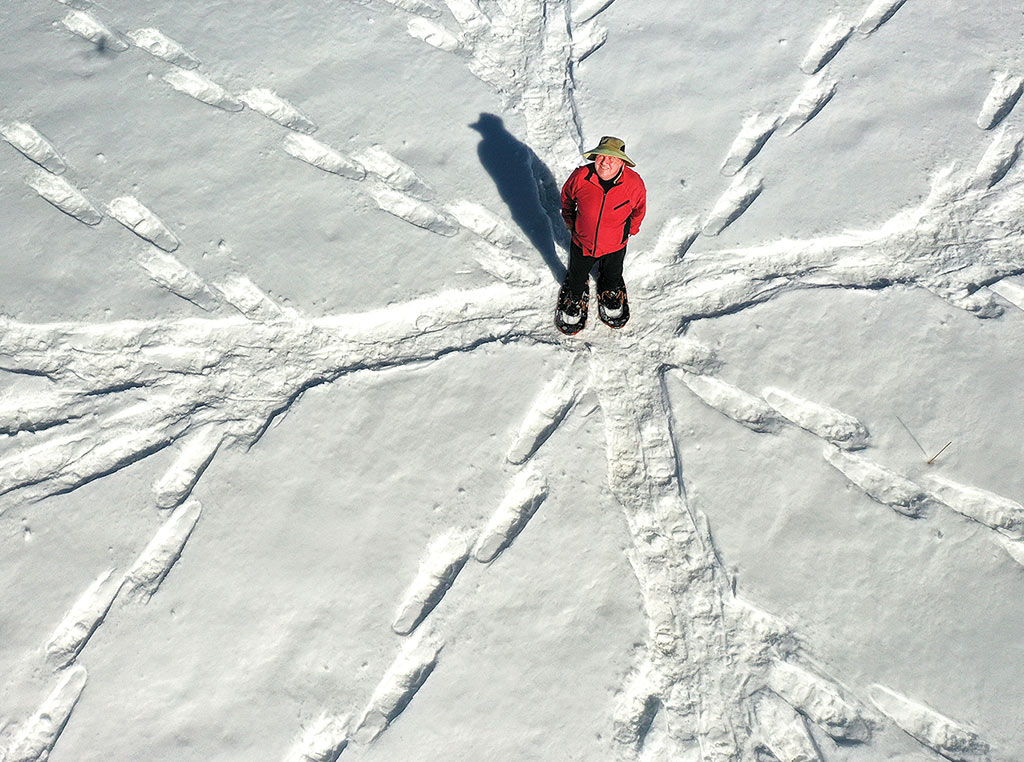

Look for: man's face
[594,153,625,180]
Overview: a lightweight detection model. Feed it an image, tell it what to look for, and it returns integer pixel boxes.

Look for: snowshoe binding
[598,286,630,328]
[555,285,589,335]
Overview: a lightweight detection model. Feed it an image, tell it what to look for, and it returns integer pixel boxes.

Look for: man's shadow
[469,114,568,281]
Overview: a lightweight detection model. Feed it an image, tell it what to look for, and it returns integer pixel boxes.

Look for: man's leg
[596,247,627,294]
[562,241,597,299]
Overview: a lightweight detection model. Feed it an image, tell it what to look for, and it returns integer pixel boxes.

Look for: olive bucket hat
[583,135,636,167]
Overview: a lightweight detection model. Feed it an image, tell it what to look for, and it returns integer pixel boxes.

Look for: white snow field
[1,0,1023,760]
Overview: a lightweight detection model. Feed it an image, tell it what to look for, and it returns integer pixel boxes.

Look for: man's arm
[628,179,647,235]
[560,172,577,231]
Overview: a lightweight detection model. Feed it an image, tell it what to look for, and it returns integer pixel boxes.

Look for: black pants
[562,241,626,299]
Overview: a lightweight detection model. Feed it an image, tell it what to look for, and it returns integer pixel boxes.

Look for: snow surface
[2,0,1024,760]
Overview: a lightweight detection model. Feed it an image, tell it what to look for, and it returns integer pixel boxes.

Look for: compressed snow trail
[16,136,1022,512]
[643,150,1024,322]
[583,331,877,760]
[590,341,745,759]
[0,282,552,510]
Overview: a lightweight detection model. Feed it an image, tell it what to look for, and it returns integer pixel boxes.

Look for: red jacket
[561,164,647,258]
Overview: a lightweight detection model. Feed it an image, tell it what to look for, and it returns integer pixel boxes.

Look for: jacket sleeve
[628,178,647,235]
[560,171,577,229]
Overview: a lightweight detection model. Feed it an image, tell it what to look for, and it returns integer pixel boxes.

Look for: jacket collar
[584,163,624,186]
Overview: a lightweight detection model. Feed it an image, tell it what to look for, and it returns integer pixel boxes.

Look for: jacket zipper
[592,185,610,255]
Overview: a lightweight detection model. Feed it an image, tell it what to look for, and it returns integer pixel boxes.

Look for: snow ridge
[162,69,244,111]
[106,196,180,252]
[392,529,472,635]
[977,72,1024,131]
[702,168,764,236]
[284,714,350,762]
[126,28,200,69]
[353,630,443,744]
[3,667,87,762]
[870,685,991,762]
[1,122,69,174]
[60,9,129,52]
[858,0,908,35]
[474,466,548,563]
[25,170,103,226]
[764,388,869,450]
[44,569,123,669]
[767,662,872,743]
[506,360,582,464]
[124,499,203,601]
[800,15,854,75]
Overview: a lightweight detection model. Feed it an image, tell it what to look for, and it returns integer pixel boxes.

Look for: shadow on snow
[470,113,568,281]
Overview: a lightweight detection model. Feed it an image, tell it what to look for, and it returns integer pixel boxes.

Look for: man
[556,136,646,334]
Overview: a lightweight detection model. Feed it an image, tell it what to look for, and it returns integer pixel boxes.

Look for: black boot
[555,284,589,335]
[598,286,630,328]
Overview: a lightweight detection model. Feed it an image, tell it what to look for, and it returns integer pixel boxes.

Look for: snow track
[720,113,780,177]
[763,389,869,450]
[858,0,908,34]
[60,10,128,52]
[240,88,318,134]
[870,685,991,762]
[824,447,935,518]
[2,149,1018,757]
[781,74,838,136]
[106,196,180,252]
[3,667,87,762]
[754,691,823,762]
[474,466,548,563]
[972,127,1023,190]
[924,476,1024,540]
[392,529,471,635]
[800,16,854,75]
[766,662,872,743]
[284,714,349,762]
[136,250,222,311]
[353,630,443,744]
[1,122,69,174]
[282,134,367,180]
[702,168,764,236]
[124,499,202,601]
[44,569,123,669]
[681,374,782,434]
[506,362,581,464]
[25,170,103,226]
[977,73,1024,131]
[127,28,200,69]
[162,69,243,112]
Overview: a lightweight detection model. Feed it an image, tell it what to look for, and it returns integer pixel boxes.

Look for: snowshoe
[598,287,630,328]
[555,285,589,335]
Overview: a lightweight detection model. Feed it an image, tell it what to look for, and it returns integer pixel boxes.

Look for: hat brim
[583,148,636,168]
